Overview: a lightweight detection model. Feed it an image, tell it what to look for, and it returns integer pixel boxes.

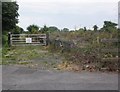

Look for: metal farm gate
[8,33,49,46]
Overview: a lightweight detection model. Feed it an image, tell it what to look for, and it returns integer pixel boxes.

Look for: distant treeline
[2,2,118,46]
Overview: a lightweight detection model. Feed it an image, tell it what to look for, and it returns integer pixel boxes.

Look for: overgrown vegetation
[2,2,119,72]
[47,28,119,72]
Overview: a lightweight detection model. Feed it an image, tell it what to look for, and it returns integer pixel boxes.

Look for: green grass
[0,48,2,65]
[2,46,48,65]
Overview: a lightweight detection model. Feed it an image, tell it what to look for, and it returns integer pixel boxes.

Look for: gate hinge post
[8,32,11,47]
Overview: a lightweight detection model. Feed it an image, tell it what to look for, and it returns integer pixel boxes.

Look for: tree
[12,26,24,34]
[93,25,98,31]
[61,28,69,32]
[40,25,48,33]
[48,26,60,33]
[78,28,84,31]
[2,2,19,46]
[84,27,87,31]
[27,24,39,34]
[2,2,19,33]
[102,21,117,32]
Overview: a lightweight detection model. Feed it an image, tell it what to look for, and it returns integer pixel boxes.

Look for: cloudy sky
[17,0,119,31]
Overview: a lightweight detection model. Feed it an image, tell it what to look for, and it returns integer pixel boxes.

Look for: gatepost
[8,32,11,47]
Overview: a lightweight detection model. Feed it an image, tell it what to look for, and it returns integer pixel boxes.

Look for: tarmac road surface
[2,65,118,90]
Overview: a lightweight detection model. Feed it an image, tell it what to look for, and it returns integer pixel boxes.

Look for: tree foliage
[2,2,19,46]
[61,28,69,32]
[40,25,49,33]
[93,25,98,31]
[2,2,19,32]
[84,27,87,31]
[48,26,60,33]
[27,24,39,34]
[12,26,24,34]
[102,21,117,32]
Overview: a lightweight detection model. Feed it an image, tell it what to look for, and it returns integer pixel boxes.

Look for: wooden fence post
[46,33,49,46]
[8,32,11,47]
